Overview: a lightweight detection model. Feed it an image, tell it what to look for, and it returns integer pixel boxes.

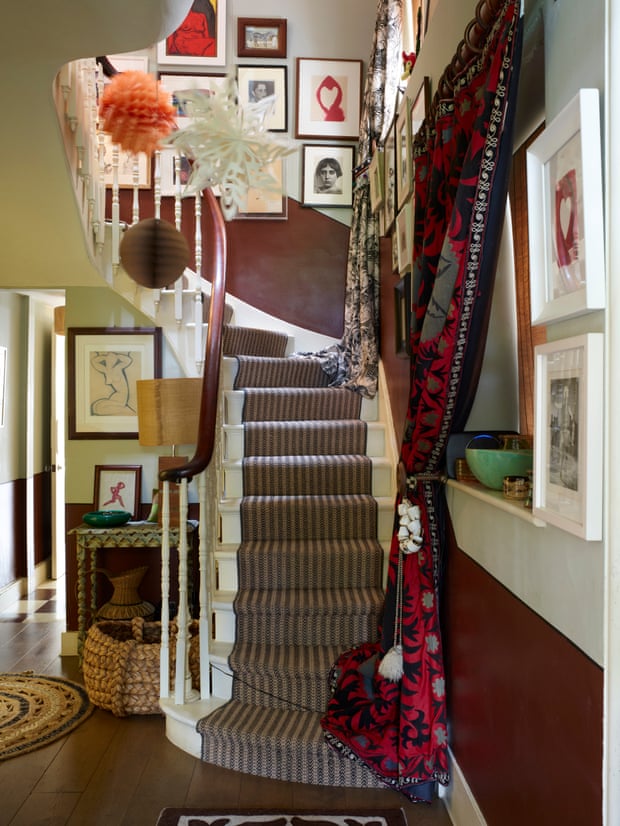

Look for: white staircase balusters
[160,480,172,701]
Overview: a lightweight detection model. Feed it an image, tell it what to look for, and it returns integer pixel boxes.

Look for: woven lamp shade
[120,218,190,289]
[136,378,202,447]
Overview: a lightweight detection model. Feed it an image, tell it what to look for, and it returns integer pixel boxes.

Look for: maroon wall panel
[443,522,603,826]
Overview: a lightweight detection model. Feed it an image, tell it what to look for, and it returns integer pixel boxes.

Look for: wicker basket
[83,616,200,716]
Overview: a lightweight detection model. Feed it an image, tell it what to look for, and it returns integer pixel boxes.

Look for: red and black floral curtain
[322,0,523,802]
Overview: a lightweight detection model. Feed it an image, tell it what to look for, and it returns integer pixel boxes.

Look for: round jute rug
[0,672,94,760]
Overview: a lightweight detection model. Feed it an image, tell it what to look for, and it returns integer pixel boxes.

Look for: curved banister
[160,187,227,483]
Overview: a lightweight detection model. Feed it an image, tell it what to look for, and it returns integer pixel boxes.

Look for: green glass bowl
[465,448,533,491]
[82,510,132,527]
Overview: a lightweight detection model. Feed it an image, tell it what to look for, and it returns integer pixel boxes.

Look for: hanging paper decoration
[163,75,296,219]
[99,70,177,156]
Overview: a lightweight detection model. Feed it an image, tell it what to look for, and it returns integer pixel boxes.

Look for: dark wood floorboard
[0,588,453,826]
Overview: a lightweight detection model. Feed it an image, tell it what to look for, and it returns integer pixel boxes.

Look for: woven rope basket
[83,616,200,716]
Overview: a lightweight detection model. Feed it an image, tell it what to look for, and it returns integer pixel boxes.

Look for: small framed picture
[396,202,413,273]
[236,65,288,132]
[157,0,226,67]
[237,17,287,58]
[102,134,151,190]
[158,148,193,197]
[410,75,430,141]
[369,150,385,213]
[533,333,604,540]
[301,144,355,208]
[295,58,362,141]
[526,88,605,325]
[94,465,142,518]
[158,72,227,125]
[396,97,412,210]
[67,327,162,439]
[235,159,287,219]
[104,54,149,76]
[394,273,412,358]
[383,117,397,234]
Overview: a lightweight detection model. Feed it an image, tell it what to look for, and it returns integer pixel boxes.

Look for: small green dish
[82,510,132,528]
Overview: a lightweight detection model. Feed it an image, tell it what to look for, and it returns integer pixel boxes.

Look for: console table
[70,520,198,664]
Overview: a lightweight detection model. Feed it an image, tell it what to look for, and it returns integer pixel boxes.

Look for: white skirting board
[440,748,487,826]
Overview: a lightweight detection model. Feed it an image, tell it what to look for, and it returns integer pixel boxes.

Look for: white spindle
[198,469,211,698]
[174,479,193,704]
[160,480,171,700]
[111,143,120,275]
[174,154,184,323]
[194,192,204,373]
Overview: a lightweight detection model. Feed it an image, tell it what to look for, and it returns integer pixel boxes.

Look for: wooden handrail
[159,187,227,483]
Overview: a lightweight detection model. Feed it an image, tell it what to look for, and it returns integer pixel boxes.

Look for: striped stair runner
[198,330,385,788]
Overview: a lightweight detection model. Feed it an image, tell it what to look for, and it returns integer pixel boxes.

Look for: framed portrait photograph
[533,333,604,541]
[383,118,397,234]
[396,202,413,273]
[394,272,412,358]
[68,327,162,440]
[237,17,287,58]
[236,65,287,132]
[94,465,142,518]
[301,144,355,208]
[102,134,151,190]
[235,159,287,219]
[396,97,412,211]
[369,150,385,213]
[157,0,226,67]
[526,88,605,325]
[158,72,227,125]
[295,58,362,141]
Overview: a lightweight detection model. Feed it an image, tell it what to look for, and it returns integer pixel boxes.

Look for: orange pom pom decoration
[99,71,177,156]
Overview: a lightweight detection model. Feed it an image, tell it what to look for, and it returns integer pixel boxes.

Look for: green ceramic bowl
[465,448,533,491]
[82,510,132,527]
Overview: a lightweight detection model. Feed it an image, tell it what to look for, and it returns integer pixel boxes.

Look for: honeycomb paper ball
[120,218,190,289]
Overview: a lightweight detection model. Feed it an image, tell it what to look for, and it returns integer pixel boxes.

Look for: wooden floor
[0,579,453,826]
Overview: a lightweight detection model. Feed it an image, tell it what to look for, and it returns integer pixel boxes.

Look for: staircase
[193,327,394,787]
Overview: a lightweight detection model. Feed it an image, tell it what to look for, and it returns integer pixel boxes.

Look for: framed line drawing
[157,0,227,67]
[369,150,385,213]
[295,58,362,141]
[396,96,412,210]
[410,75,430,140]
[235,159,287,219]
[68,327,162,440]
[533,333,604,541]
[526,88,605,325]
[383,117,397,234]
[396,202,413,273]
[94,465,142,518]
[301,144,355,208]
[237,65,288,132]
[237,17,287,58]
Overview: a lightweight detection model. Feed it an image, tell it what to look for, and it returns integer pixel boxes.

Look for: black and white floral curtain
[319,0,404,398]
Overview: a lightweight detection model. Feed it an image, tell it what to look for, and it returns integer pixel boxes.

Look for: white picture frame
[533,333,604,541]
[396,202,413,273]
[236,65,288,132]
[301,144,354,208]
[526,89,605,325]
[295,58,362,141]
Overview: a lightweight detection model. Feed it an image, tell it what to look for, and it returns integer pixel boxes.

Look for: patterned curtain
[318,0,404,398]
[322,0,523,802]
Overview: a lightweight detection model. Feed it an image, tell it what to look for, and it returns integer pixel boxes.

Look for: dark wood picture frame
[237,17,287,58]
[94,464,142,518]
[68,327,162,440]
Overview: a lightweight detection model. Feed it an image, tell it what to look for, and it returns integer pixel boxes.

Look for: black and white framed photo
[236,65,287,132]
[526,89,605,325]
[533,333,604,540]
[301,144,355,208]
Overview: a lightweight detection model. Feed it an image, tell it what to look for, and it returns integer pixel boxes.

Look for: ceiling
[0,0,192,290]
